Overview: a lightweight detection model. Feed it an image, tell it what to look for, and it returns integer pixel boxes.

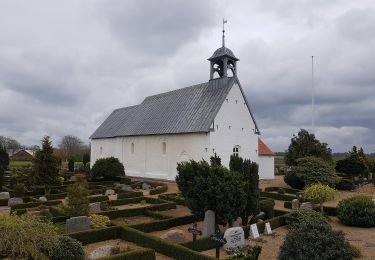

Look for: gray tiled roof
[90,76,259,139]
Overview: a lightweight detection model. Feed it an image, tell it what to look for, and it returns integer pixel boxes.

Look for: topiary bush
[279,220,353,260]
[91,157,125,180]
[337,195,375,227]
[283,170,305,189]
[336,179,355,191]
[46,236,85,260]
[285,209,329,229]
[259,199,275,219]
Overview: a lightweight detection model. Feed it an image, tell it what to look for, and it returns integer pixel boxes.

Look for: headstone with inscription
[223,227,245,251]
[249,223,260,240]
[66,216,91,233]
[8,197,23,207]
[203,210,215,236]
[0,192,10,200]
[265,222,272,235]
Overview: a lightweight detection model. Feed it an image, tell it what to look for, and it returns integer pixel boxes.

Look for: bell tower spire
[208,19,239,80]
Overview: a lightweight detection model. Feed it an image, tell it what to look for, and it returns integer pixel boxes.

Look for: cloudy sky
[0,0,374,152]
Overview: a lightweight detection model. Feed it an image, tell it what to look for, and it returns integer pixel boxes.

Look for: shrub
[0,145,9,169]
[337,195,375,227]
[277,188,285,194]
[284,170,305,189]
[279,221,353,260]
[210,153,221,167]
[44,235,85,260]
[90,214,111,229]
[285,209,329,229]
[91,157,125,180]
[66,175,90,216]
[259,199,275,219]
[82,153,90,166]
[336,179,355,191]
[293,157,336,187]
[68,158,75,172]
[13,183,27,197]
[304,184,336,213]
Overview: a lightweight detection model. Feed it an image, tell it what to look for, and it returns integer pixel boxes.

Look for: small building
[10,150,34,161]
[90,32,275,180]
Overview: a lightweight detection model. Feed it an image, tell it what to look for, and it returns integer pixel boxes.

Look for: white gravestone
[249,223,260,240]
[66,216,91,233]
[0,192,10,200]
[233,217,242,227]
[88,245,114,260]
[104,189,115,196]
[8,197,23,207]
[265,222,272,235]
[203,210,215,236]
[223,227,245,251]
[39,196,47,202]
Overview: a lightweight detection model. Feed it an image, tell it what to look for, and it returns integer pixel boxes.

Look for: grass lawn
[9,160,33,167]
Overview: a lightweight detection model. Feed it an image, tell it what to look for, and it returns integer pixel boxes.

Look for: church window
[131,143,134,154]
[162,142,167,155]
[216,124,219,130]
[229,125,231,130]
[235,100,238,104]
[233,145,241,156]
[100,147,103,155]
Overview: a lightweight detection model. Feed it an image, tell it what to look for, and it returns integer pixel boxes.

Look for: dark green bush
[337,195,375,227]
[91,157,125,180]
[46,236,85,260]
[117,191,143,199]
[13,183,27,197]
[159,193,186,205]
[149,184,168,195]
[285,209,329,229]
[260,191,305,202]
[277,188,285,194]
[336,179,355,191]
[264,186,301,194]
[69,226,121,245]
[279,221,353,260]
[284,170,305,189]
[259,199,275,219]
[68,158,75,172]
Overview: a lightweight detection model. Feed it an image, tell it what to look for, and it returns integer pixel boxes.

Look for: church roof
[90,76,259,139]
[258,138,274,156]
[208,46,239,61]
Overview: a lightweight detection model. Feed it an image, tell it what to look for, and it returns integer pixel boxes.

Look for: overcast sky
[0,0,374,152]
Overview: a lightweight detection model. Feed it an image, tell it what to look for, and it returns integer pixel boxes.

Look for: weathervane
[222,18,227,47]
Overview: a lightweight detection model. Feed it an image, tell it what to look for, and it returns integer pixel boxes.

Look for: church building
[90,30,274,180]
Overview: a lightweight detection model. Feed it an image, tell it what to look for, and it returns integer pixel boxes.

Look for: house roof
[258,138,274,156]
[90,76,259,139]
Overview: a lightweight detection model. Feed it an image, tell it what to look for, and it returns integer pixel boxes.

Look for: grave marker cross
[188,222,202,250]
[210,229,227,259]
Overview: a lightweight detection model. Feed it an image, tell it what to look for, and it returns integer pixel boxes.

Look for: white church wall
[258,155,275,179]
[209,83,259,168]
[91,132,209,180]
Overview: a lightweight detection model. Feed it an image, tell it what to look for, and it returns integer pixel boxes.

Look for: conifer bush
[91,157,125,180]
[337,195,375,227]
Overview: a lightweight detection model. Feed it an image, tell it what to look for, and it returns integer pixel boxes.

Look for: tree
[58,135,83,160]
[0,145,9,170]
[0,136,21,155]
[82,153,90,166]
[0,164,4,191]
[31,136,60,194]
[241,159,260,224]
[68,158,75,172]
[229,154,244,172]
[210,153,221,167]
[285,129,332,166]
[304,183,336,213]
[176,160,246,225]
[91,157,125,179]
[336,146,369,179]
[285,157,336,189]
[67,175,90,216]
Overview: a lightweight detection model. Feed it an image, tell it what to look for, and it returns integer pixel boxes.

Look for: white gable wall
[209,83,259,168]
[258,155,275,179]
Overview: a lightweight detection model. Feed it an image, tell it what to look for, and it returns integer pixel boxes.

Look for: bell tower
[208,19,239,80]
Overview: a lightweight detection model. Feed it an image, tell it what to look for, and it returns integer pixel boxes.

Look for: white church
[90,32,274,180]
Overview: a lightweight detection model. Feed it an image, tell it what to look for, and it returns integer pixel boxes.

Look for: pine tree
[32,136,60,194]
[67,175,89,216]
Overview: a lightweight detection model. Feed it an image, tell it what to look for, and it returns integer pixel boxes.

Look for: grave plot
[149,205,192,218]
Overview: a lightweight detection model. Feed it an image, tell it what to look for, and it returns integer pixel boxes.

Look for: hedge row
[11,200,61,210]
[121,226,214,260]
[144,210,172,220]
[117,191,143,199]
[179,237,216,252]
[89,195,109,203]
[128,215,199,233]
[158,194,185,205]
[69,226,121,245]
[260,191,308,202]
[283,201,337,216]
[149,185,168,195]
[244,213,289,238]
[46,193,67,200]
[100,202,176,219]
[100,248,155,260]
[264,187,302,194]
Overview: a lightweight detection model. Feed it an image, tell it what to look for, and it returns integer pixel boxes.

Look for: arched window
[233,145,241,157]
[131,143,134,154]
[162,142,166,155]
[100,146,103,155]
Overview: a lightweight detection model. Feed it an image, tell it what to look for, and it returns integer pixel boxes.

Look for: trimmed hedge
[121,226,214,260]
[11,200,61,210]
[260,191,308,202]
[89,195,109,203]
[46,193,67,200]
[283,201,337,216]
[264,187,302,195]
[100,202,176,219]
[144,210,172,220]
[128,215,199,233]
[337,195,375,227]
[149,185,168,195]
[69,226,121,245]
[117,191,143,199]
[159,193,185,205]
[179,237,216,252]
[100,248,155,260]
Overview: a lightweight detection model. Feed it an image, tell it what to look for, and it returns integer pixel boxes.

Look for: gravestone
[0,192,10,200]
[300,202,313,209]
[368,172,372,180]
[39,196,47,202]
[89,202,102,214]
[233,217,242,227]
[202,210,215,236]
[292,199,299,210]
[88,245,114,260]
[104,189,115,196]
[223,227,245,251]
[142,182,151,190]
[0,207,11,215]
[122,184,133,192]
[8,197,23,207]
[66,216,91,233]
[265,222,272,235]
[249,223,260,240]
[69,176,76,182]
[161,229,186,243]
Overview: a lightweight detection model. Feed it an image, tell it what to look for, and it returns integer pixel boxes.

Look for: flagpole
[311,56,315,134]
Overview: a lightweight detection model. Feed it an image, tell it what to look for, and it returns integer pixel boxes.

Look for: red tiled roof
[258,138,274,156]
